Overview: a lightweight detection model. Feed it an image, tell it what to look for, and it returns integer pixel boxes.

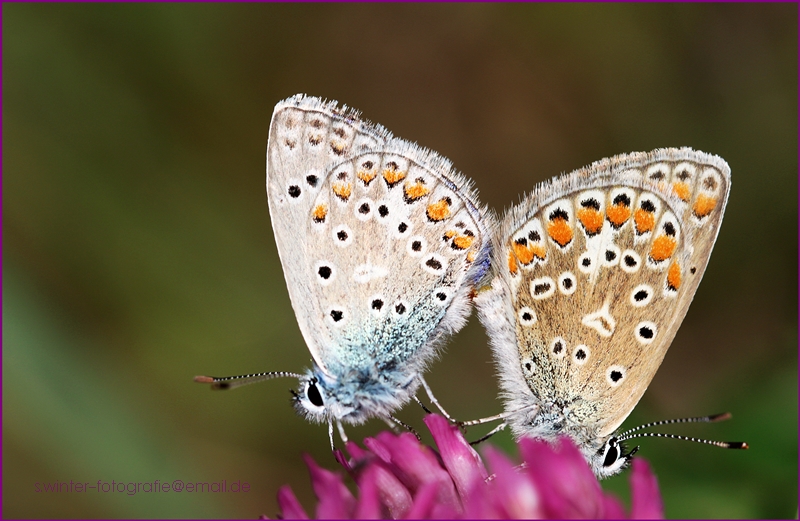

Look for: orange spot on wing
[357,170,376,185]
[673,181,691,202]
[453,234,475,250]
[606,204,631,227]
[634,208,655,234]
[383,168,407,186]
[426,199,451,222]
[332,182,351,201]
[547,218,573,247]
[511,241,546,265]
[444,230,457,239]
[513,242,534,264]
[404,181,429,201]
[650,235,677,262]
[667,261,682,290]
[508,251,518,275]
[330,142,346,155]
[693,194,717,218]
[467,250,477,263]
[312,204,328,222]
[577,208,604,234]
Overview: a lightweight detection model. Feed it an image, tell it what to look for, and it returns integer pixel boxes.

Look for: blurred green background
[3,3,797,519]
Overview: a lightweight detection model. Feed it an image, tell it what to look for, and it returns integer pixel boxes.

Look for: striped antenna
[193,371,303,390]
[617,412,732,438]
[616,412,748,449]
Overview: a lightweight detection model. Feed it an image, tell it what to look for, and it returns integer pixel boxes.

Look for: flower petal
[630,458,664,519]
[425,414,488,500]
[278,418,663,520]
[375,431,461,512]
[482,446,544,518]
[365,460,414,518]
[304,454,356,519]
[519,436,604,518]
[353,466,383,519]
[346,440,371,462]
[403,481,440,519]
[276,485,309,519]
[603,495,627,519]
[333,448,351,471]
[364,436,392,463]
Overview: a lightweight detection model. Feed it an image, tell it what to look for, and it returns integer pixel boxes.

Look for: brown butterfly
[469,148,746,477]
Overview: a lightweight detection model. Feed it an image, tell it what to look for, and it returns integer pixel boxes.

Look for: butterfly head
[291,364,411,425]
[292,369,357,423]
[292,374,327,420]
[505,404,638,478]
[588,436,639,478]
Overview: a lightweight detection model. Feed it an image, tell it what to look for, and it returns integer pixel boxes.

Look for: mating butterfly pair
[196,95,745,477]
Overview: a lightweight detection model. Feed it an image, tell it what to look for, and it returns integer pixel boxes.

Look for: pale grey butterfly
[196,94,493,449]
[467,148,746,478]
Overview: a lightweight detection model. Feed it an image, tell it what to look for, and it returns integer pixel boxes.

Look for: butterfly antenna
[617,431,748,449]
[193,371,303,390]
[616,412,732,438]
[616,413,747,449]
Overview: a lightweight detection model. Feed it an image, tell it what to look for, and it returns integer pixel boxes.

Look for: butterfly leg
[417,375,456,422]
[413,395,433,414]
[382,417,402,433]
[328,421,336,452]
[386,415,422,441]
[336,420,350,445]
[459,403,538,427]
[469,421,508,446]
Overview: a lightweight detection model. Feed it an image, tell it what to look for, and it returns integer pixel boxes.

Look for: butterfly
[470,148,746,477]
[196,94,493,448]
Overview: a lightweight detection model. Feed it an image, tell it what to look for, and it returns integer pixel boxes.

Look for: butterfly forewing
[302,140,492,375]
[492,148,730,439]
[267,95,392,372]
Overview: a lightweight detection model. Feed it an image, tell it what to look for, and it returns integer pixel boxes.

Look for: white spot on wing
[601,245,621,267]
[432,287,453,306]
[353,263,388,284]
[573,344,590,365]
[620,249,641,273]
[630,284,654,307]
[406,236,427,257]
[314,260,336,286]
[606,365,626,387]
[550,337,567,358]
[518,307,537,326]
[333,224,353,247]
[530,277,556,299]
[634,321,658,345]
[581,300,616,337]
[558,272,577,295]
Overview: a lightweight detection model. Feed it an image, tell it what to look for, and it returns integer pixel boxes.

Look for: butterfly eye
[603,441,620,467]
[306,381,324,407]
